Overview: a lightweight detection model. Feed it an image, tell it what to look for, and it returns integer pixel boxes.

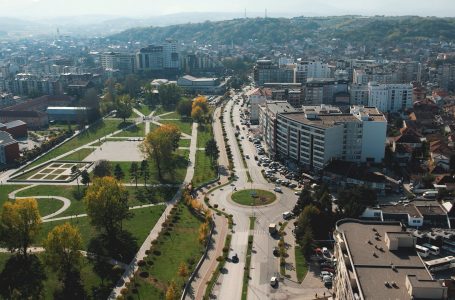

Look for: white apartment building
[163,39,180,69]
[350,84,369,106]
[295,60,331,84]
[100,52,135,74]
[275,105,386,170]
[247,88,272,123]
[136,40,180,72]
[368,82,413,113]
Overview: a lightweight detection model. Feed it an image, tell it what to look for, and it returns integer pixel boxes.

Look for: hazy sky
[1,0,455,18]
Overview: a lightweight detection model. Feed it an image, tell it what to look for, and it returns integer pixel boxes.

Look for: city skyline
[1,0,455,19]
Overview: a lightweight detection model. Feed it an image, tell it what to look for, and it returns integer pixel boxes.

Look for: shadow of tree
[53,269,88,300]
[0,254,46,299]
[88,230,139,264]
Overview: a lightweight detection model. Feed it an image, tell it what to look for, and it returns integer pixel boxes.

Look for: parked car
[270,276,278,287]
[274,187,282,193]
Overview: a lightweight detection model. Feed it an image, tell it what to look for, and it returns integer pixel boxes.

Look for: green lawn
[36,198,64,217]
[35,205,165,251]
[113,123,145,137]
[60,148,95,161]
[193,150,217,188]
[231,189,276,206]
[14,184,169,218]
[125,203,204,299]
[179,139,191,148]
[136,104,153,117]
[159,111,181,119]
[160,119,193,135]
[154,106,174,116]
[24,119,124,171]
[294,245,309,283]
[0,185,26,205]
[197,123,213,148]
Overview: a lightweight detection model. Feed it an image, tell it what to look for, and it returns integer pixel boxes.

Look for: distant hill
[110,16,455,46]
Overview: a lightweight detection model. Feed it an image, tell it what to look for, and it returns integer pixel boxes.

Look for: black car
[231,253,239,263]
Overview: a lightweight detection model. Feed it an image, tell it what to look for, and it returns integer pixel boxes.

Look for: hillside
[110,16,455,46]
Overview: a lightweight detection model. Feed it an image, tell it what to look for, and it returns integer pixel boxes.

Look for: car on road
[322,275,332,287]
[273,247,280,257]
[320,271,333,278]
[282,211,293,220]
[274,187,282,193]
[270,276,278,287]
[245,154,250,159]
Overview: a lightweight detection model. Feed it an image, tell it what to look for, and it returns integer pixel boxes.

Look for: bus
[425,256,455,272]
[422,243,440,256]
[415,245,430,258]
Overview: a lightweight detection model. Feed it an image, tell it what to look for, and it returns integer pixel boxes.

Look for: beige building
[333,219,448,300]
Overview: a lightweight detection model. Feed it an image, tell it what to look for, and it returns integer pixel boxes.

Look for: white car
[270,276,278,287]
[274,187,282,193]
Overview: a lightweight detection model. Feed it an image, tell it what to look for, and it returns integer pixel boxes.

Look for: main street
[210,89,299,300]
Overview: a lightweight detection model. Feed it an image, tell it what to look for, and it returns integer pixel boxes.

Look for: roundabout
[231,189,277,206]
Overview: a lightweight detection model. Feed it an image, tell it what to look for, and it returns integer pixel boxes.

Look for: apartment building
[275,105,387,170]
[368,82,413,113]
[350,84,369,106]
[253,60,294,86]
[333,220,447,300]
[100,52,135,74]
[258,101,298,158]
[295,60,331,84]
[136,40,179,72]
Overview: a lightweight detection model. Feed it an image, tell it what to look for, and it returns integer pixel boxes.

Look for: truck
[423,190,438,199]
[269,223,277,234]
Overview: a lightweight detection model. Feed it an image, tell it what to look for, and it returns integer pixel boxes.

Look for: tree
[43,223,82,276]
[177,262,188,279]
[191,106,204,122]
[337,185,377,218]
[116,94,133,122]
[80,88,101,118]
[140,160,150,186]
[205,139,220,165]
[129,162,139,188]
[71,165,80,193]
[176,98,192,117]
[0,198,41,257]
[292,189,313,216]
[294,204,320,241]
[300,228,314,259]
[165,280,177,300]
[159,84,183,109]
[141,124,181,180]
[93,160,112,178]
[81,170,91,186]
[124,74,140,97]
[198,222,209,245]
[114,164,125,181]
[191,96,209,122]
[84,177,130,239]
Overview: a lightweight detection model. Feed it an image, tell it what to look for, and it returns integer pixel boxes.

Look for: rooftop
[337,220,437,300]
[0,131,17,146]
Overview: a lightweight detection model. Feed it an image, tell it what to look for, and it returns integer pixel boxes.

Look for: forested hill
[110,16,455,46]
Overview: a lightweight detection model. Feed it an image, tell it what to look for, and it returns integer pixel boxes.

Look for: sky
[1,0,455,19]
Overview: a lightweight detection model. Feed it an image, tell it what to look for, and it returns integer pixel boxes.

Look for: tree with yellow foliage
[83,177,130,239]
[191,96,209,122]
[165,280,178,300]
[0,198,41,257]
[43,222,82,276]
[177,261,188,279]
[141,124,181,180]
[198,222,209,245]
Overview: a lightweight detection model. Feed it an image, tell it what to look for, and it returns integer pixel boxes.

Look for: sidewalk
[184,106,231,300]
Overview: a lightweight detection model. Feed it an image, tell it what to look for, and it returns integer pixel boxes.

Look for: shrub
[214,204,218,208]
[139,271,149,278]
[120,288,128,295]
[222,246,229,253]
[137,260,146,267]
[153,250,161,256]
[145,250,151,255]
[216,256,224,262]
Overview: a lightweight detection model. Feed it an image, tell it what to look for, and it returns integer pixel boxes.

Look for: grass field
[158,111,181,119]
[35,205,165,251]
[113,122,145,137]
[60,148,95,161]
[294,245,309,283]
[0,185,26,206]
[160,119,193,135]
[197,123,213,148]
[36,198,64,217]
[24,119,124,171]
[124,203,204,299]
[154,106,174,116]
[179,138,191,148]
[231,189,276,206]
[193,150,217,188]
[136,104,153,117]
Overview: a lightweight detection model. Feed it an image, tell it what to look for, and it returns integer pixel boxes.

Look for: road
[209,90,299,300]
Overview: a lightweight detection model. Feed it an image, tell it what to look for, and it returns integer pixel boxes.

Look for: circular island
[231,189,277,206]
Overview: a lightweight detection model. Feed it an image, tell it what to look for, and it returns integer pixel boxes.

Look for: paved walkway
[108,121,199,299]
[185,106,231,300]
[283,222,298,282]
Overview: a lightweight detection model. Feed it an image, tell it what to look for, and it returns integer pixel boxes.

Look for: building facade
[100,52,135,74]
[368,82,413,113]
[275,105,387,170]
